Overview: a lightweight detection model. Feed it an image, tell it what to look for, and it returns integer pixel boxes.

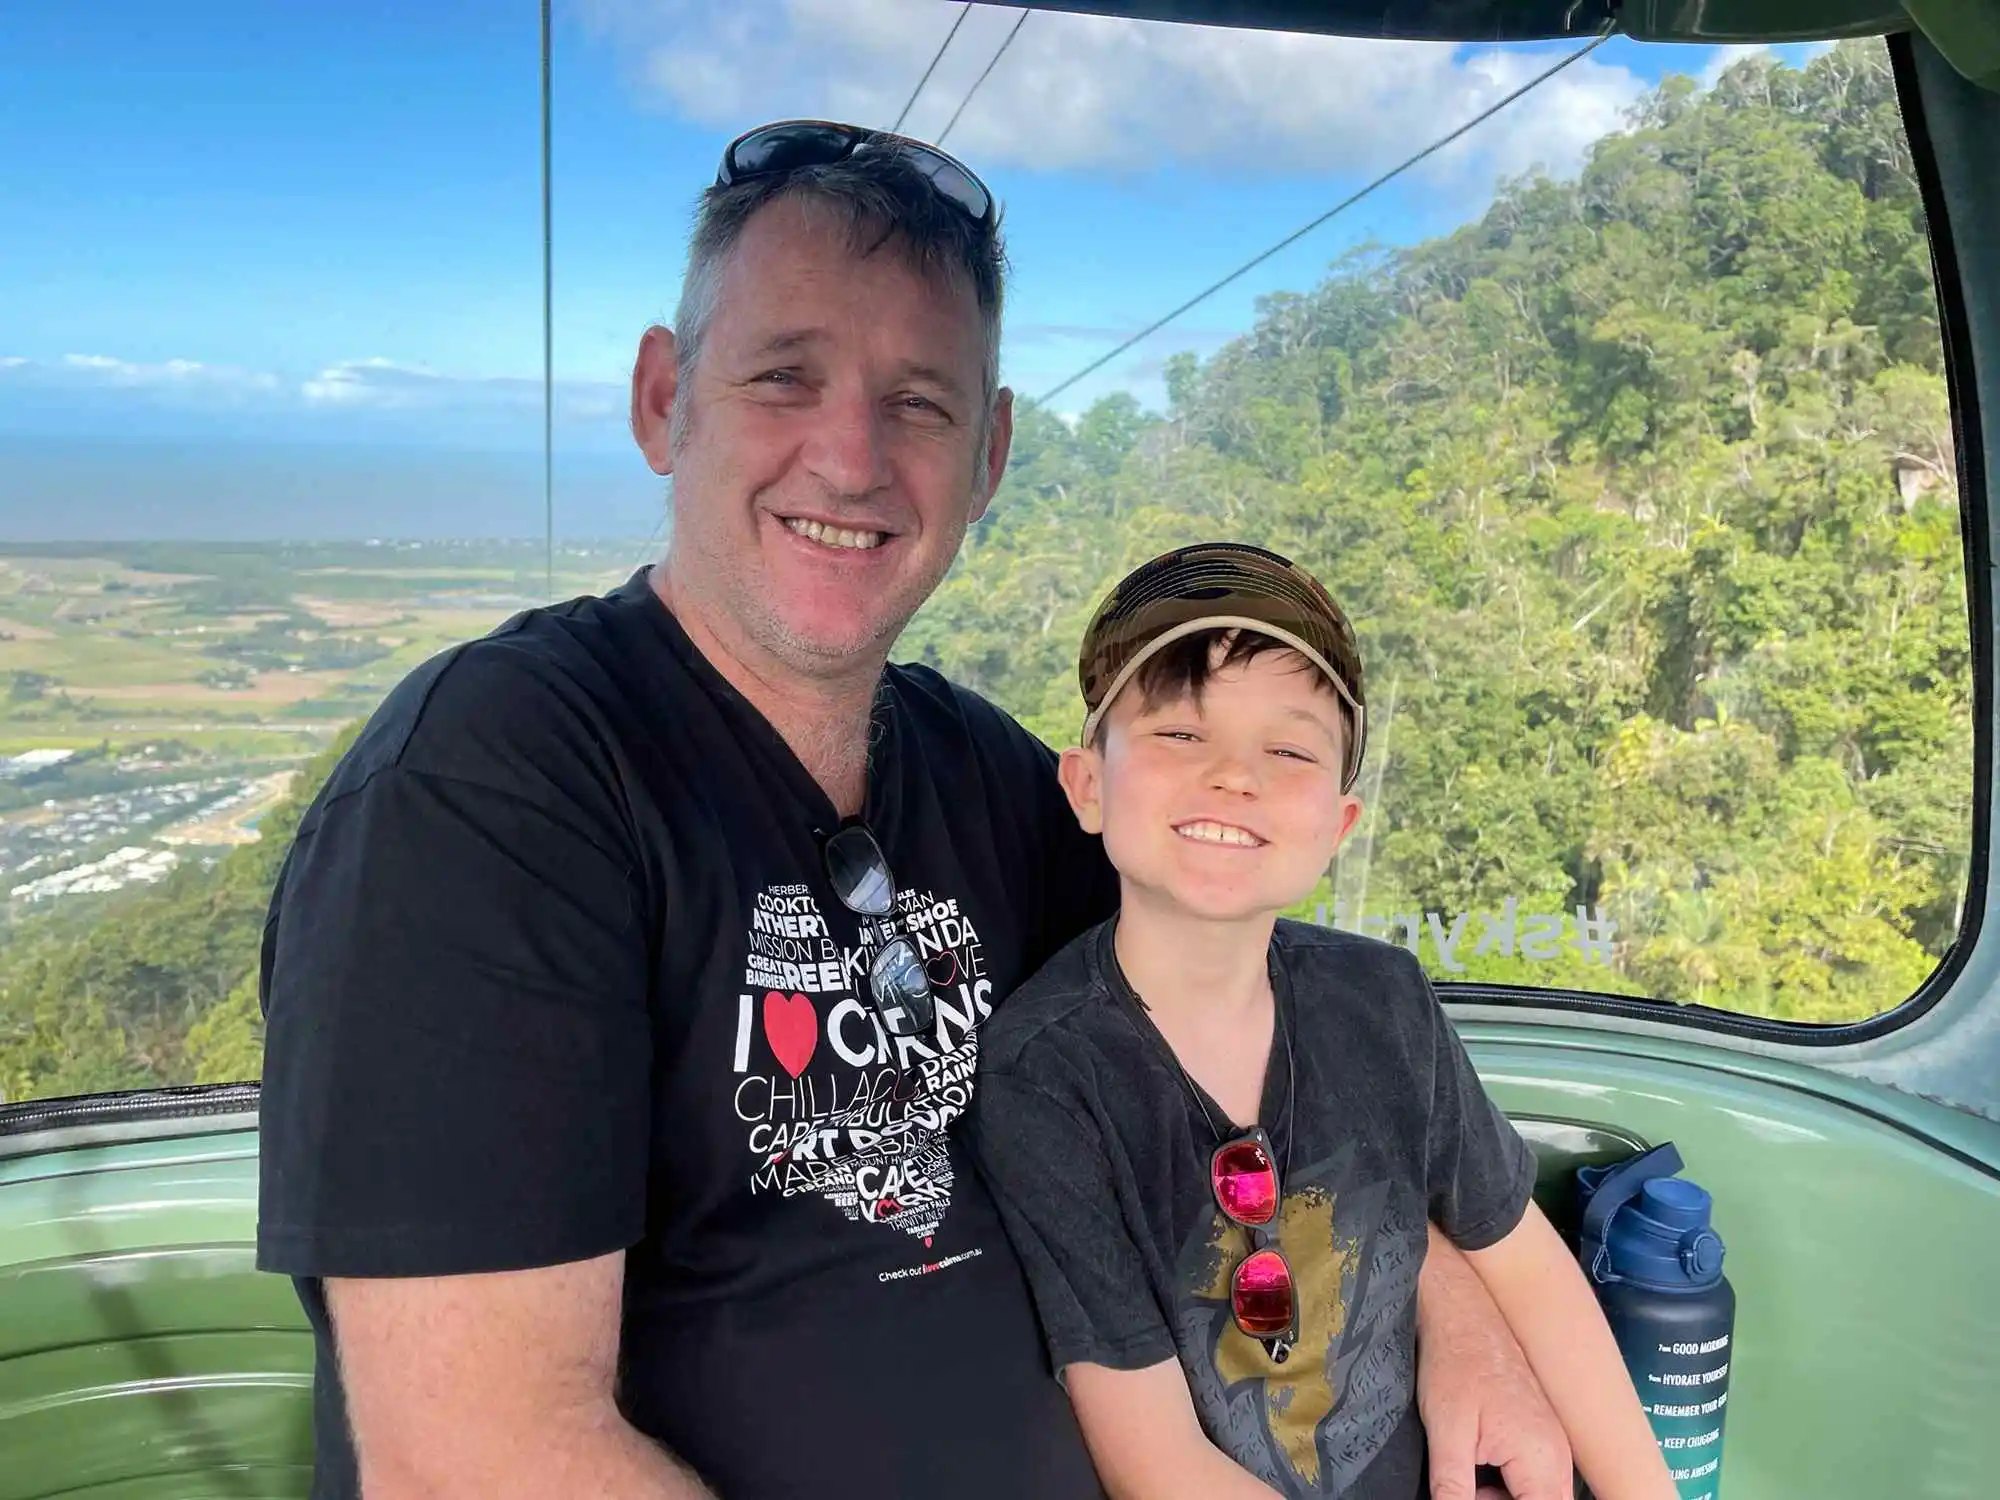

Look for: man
[256,119,1569,1500]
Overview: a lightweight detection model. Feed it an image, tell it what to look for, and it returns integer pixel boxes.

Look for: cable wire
[540,0,554,599]
[892,3,973,134]
[1034,23,1617,407]
[937,9,1030,146]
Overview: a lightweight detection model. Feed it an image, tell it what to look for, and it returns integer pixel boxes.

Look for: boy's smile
[1172,818,1267,849]
[1061,642,1365,924]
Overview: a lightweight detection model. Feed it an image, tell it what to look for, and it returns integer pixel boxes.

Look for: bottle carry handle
[1577,1141,1683,1286]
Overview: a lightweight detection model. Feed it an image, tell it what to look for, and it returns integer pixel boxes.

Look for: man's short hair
[672,140,1009,474]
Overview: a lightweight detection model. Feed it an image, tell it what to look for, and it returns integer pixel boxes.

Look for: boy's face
[1060,643,1366,924]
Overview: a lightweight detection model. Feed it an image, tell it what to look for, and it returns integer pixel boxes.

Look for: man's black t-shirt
[255,567,1121,1499]
[966,918,1537,1500]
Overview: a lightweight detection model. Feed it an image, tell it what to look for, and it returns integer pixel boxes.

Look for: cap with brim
[1078,542,1367,792]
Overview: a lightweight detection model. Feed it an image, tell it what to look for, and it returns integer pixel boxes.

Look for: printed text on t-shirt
[730,882,993,1246]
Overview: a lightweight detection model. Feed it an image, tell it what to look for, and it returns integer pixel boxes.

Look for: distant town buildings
[11,844,179,902]
[1,769,279,902]
[0,748,75,779]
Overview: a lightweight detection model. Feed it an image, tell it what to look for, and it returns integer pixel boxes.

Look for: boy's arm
[965,1063,1175,1374]
[968,1060,1278,1498]
[1411,949,1674,1500]
[1464,1203,1676,1500]
[1064,1359,1283,1500]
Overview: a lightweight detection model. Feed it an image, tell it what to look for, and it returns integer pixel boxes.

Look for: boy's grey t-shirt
[966,916,1537,1500]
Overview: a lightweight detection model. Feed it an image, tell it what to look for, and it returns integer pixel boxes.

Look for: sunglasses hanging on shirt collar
[1210,1127,1300,1363]
[1163,969,1300,1365]
[822,821,936,1039]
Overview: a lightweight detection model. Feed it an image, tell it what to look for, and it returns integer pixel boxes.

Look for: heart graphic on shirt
[763,991,817,1078]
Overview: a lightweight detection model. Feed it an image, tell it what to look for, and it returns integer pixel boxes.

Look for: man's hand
[1416,1225,1573,1500]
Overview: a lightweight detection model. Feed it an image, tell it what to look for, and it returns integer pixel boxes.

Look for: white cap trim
[1078,614,1367,789]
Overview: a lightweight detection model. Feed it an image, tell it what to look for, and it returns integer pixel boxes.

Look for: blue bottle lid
[1578,1143,1727,1291]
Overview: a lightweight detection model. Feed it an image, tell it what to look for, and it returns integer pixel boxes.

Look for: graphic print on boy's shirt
[1175,1144,1428,1498]
[732,878,993,1246]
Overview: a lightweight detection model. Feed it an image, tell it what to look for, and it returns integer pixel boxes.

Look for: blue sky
[0,0,1832,539]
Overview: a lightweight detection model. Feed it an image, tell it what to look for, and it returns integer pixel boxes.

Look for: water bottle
[1575,1143,1734,1500]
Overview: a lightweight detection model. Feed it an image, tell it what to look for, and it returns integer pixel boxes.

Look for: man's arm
[1064,1360,1282,1500]
[1463,1204,1676,1500]
[255,660,667,1495]
[1417,1224,1574,1500]
[329,1251,713,1500]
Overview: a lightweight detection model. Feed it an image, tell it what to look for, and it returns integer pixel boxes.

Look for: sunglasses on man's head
[717,119,996,228]
[1212,1127,1298,1363]
[822,821,936,1039]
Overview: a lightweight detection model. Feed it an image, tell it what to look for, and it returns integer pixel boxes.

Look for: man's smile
[782,515,887,551]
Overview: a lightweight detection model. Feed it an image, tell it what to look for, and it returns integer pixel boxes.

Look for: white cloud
[58,353,280,391]
[577,0,1650,187]
[6,352,622,432]
[299,357,493,407]
[300,357,622,423]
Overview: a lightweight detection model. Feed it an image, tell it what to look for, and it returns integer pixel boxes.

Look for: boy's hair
[1074,542,1367,790]
[1088,626,1357,757]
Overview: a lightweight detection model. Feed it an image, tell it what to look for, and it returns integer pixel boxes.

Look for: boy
[966,542,1674,1500]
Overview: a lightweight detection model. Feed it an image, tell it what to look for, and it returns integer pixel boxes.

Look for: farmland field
[0,539,654,932]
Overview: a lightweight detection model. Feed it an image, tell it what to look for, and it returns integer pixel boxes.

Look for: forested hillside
[900,40,1969,1022]
[0,40,1971,1103]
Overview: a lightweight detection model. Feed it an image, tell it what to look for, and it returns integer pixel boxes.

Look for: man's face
[634,196,1011,676]
[1060,645,1365,924]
